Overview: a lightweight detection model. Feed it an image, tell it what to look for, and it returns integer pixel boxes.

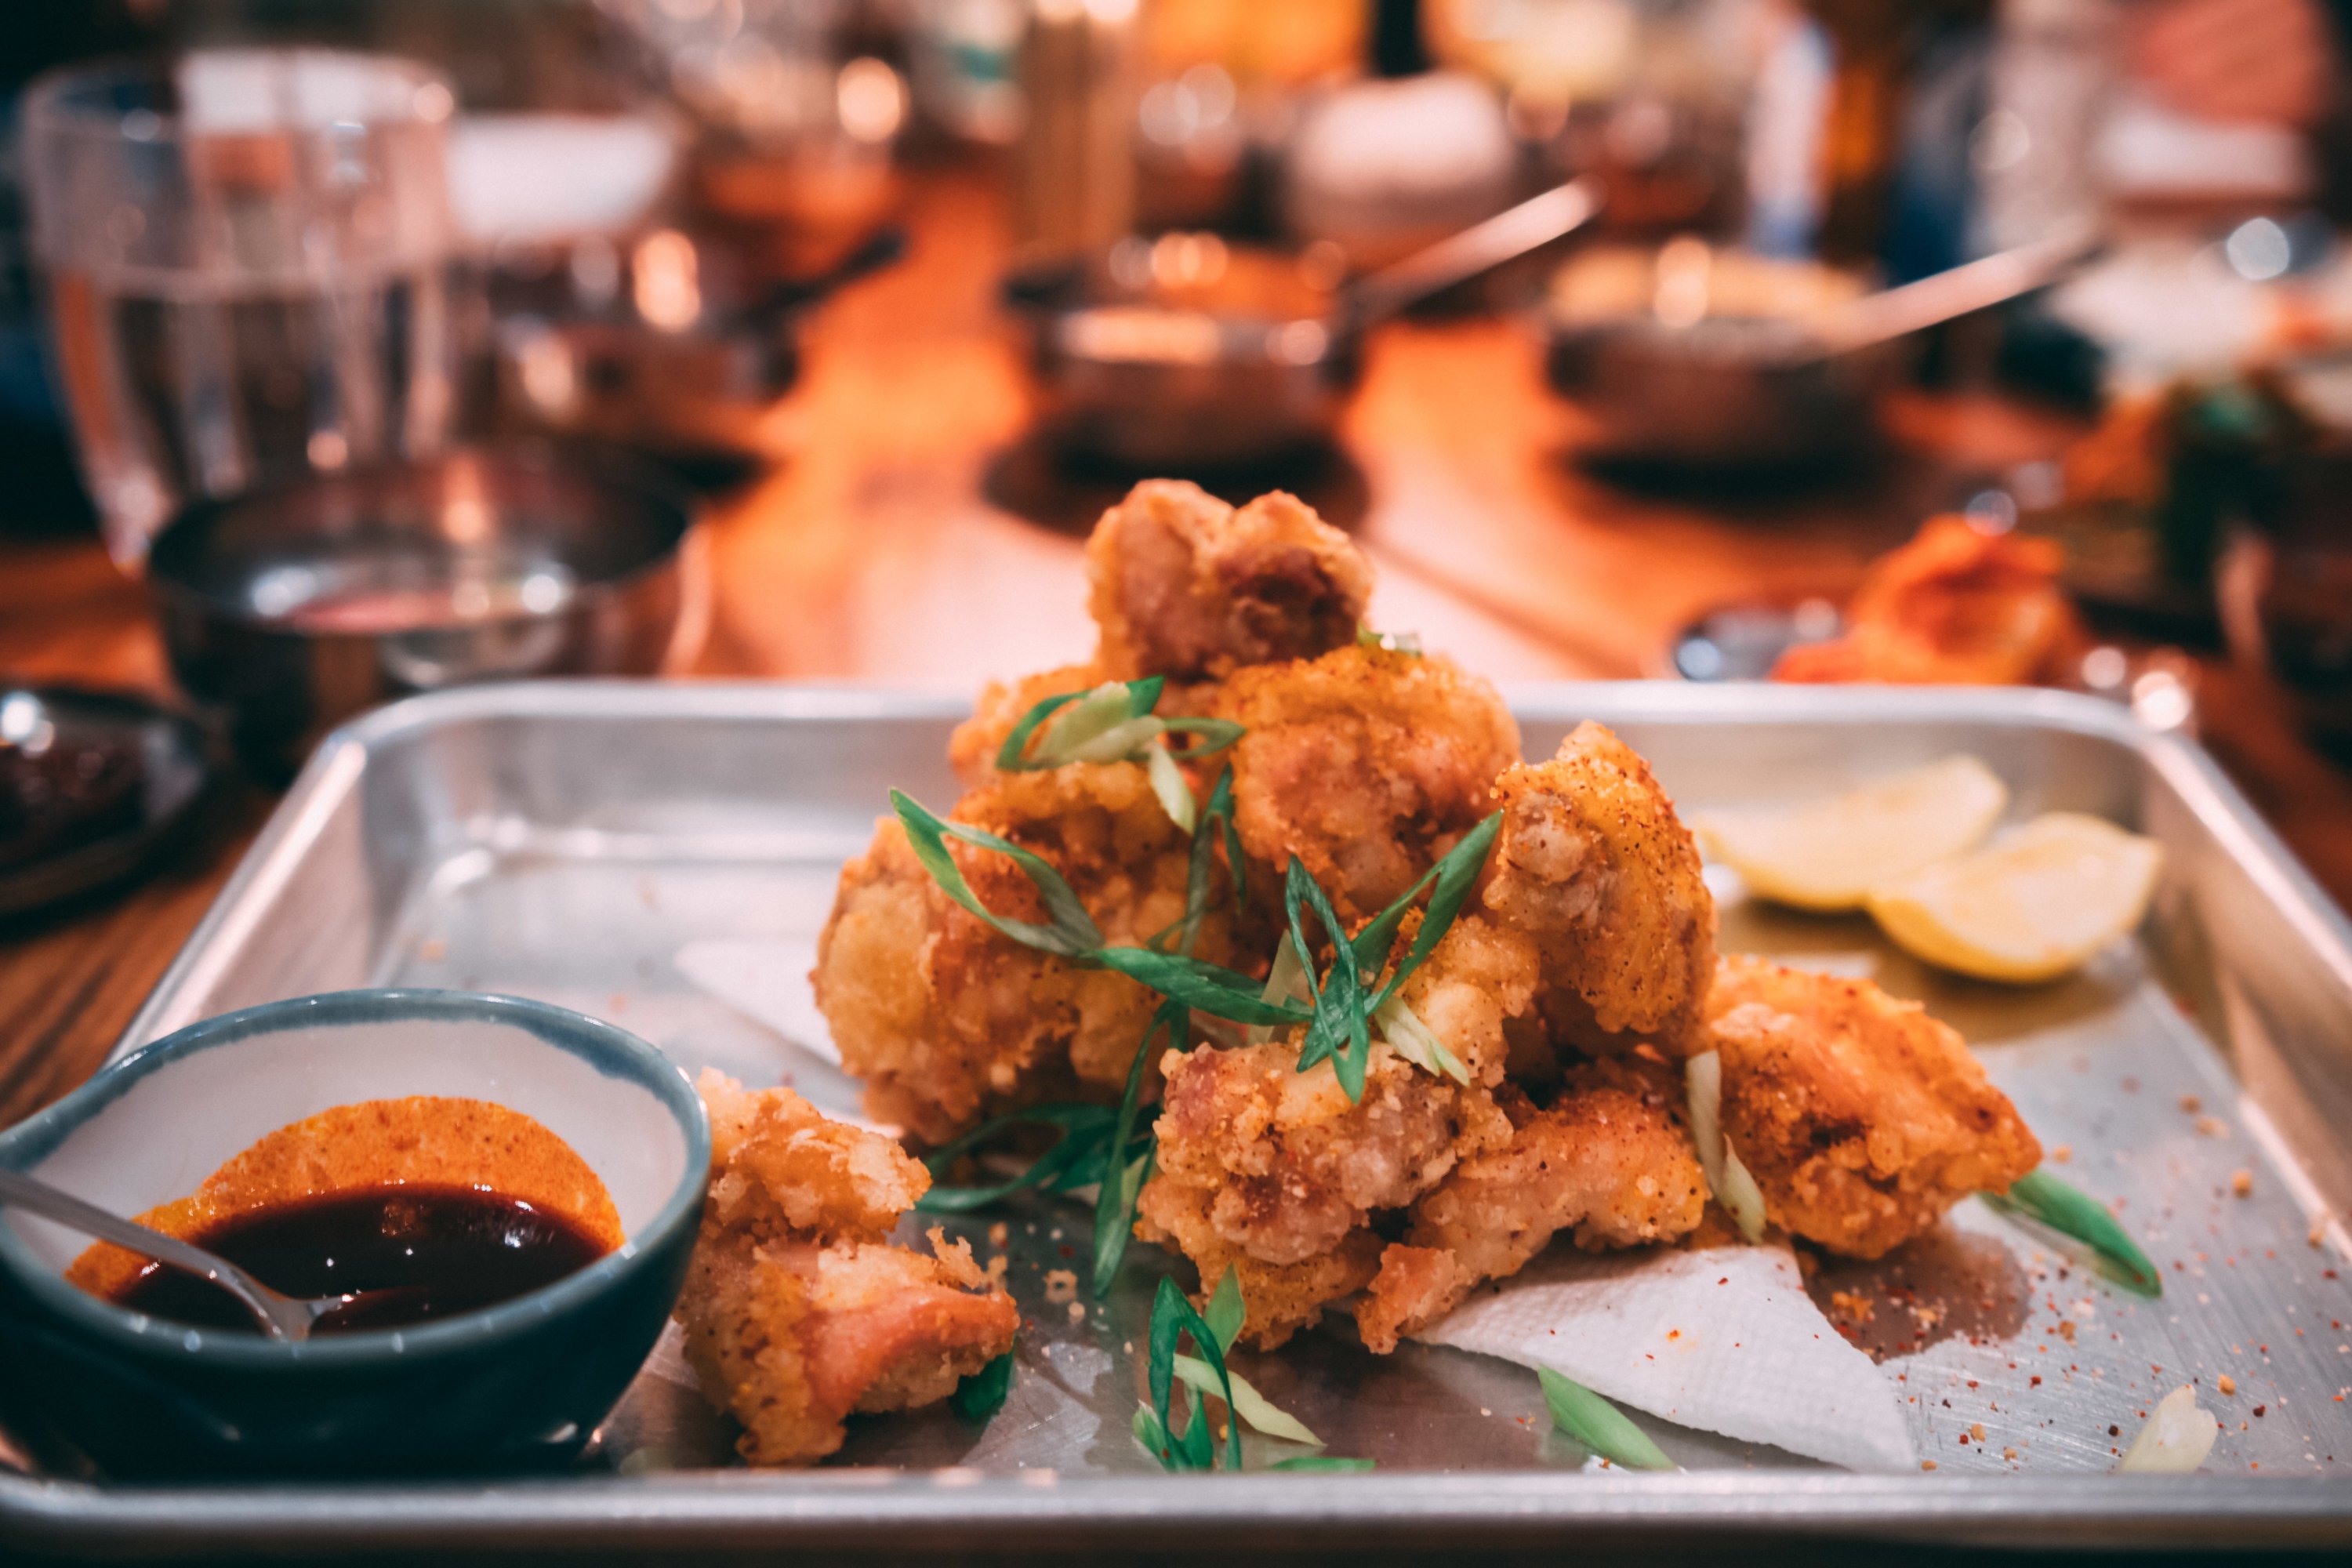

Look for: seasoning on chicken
[814,760,1240,1145]
[1481,723,1717,1055]
[1135,1039,1514,1348]
[674,1073,1019,1467]
[1086,479,1373,682]
[1217,644,1521,924]
[1704,956,2042,1258]
[1354,1059,1708,1353]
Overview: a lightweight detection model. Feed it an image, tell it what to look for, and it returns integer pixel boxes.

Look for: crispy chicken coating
[1135,1040,1513,1348]
[676,1073,1018,1467]
[1355,1060,1708,1352]
[1705,956,2041,1258]
[1482,723,1716,1055]
[1086,480,1373,681]
[813,761,1241,1145]
[1218,644,1521,924]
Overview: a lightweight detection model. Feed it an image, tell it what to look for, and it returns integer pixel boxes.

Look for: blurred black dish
[0,687,213,918]
[492,227,902,482]
[145,448,696,781]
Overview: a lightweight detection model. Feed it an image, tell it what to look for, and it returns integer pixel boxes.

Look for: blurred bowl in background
[145,448,697,780]
[1543,241,1904,468]
[1006,231,1356,472]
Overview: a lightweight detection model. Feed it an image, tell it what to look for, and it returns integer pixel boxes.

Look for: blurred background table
[5,158,2351,1126]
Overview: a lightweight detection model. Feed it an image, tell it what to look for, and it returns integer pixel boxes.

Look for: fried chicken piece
[1771,515,2082,687]
[676,1073,1018,1467]
[1355,1060,1708,1352]
[1704,956,2041,1258]
[1218,644,1521,924]
[1481,723,1716,1054]
[1135,1040,1513,1347]
[1086,480,1374,681]
[815,761,1242,1145]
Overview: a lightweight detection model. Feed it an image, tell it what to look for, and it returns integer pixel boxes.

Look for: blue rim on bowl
[0,989,710,1366]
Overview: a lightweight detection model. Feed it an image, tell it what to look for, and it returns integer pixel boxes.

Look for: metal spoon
[0,1167,414,1343]
[1794,226,2105,361]
[1338,176,1603,330]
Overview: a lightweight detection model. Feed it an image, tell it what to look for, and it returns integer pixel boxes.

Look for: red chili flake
[2108,1425,2121,1436]
[2255,1406,2267,1417]
[2031,1376,2043,1387]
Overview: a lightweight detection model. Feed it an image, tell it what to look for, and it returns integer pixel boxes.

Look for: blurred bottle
[1015,0,1140,259]
[1974,0,2114,256]
[1799,0,1994,270]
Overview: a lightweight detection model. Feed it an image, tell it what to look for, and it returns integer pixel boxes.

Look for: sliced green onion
[1144,1276,1243,1472]
[1373,994,1469,1085]
[993,690,1083,771]
[915,1102,1118,1212]
[951,1345,1015,1420]
[1092,1000,1178,1296]
[1269,1455,1376,1472]
[1247,933,1313,1045]
[1092,946,1309,1026]
[1203,1263,1246,1352]
[1038,680,1159,760]
[1171,1356,1323,1447]
[1684,1050,1764,1243]
[992,679,1237,831]
[1161,716,1247,760]
[1717,1138,1767,1244]
[1145,740,1196,834]
[1285,857,1373,1102]
[1982,1168,2162,1298]
[1537,1366,1677,1472]
[2115,1384,2216,1473]
[891,790,1104,957]
[1356,626,1422,657]
[1064,713,1169,765]
[1359,813,1504,1014]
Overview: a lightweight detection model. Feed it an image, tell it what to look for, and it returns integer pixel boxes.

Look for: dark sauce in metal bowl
[112,1184,611,1335]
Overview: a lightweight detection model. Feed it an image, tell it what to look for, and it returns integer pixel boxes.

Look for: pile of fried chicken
[678,482,2049,1463]
[799,480,2042,1364]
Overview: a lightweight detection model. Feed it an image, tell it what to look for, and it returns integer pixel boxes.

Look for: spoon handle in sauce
[0,1167,299,1341]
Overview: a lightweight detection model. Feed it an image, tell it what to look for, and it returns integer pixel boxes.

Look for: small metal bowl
[1546,313,1910,468]
[146,448,695,779]
[1006,236,1358,473]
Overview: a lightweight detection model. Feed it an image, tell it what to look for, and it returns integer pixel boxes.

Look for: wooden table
[5,165,2350,1127]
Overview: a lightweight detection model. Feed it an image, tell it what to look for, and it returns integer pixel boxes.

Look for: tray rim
[16,677,2352,1552]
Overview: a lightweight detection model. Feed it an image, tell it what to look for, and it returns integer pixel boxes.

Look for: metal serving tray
[8,680,2352,1557]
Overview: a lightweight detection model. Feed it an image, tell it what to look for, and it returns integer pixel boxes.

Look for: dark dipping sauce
[114,1184,610,1335]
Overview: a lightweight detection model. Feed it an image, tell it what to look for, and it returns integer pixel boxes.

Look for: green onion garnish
[1091,1000,1176,1295]
[1140,1276,1243,1472]
[1684,1051,1766,1243]
[1356,626,1423,657]
[1981,1167,2162,1298]
[891,790,1502,1103]
[992,677,1243,831]
[1269,1456,1376,1472]
[913,1102,1135,1213]
[951,1344,1015,1421]
[1537,1366,1676,1472]
[1138,1267,1353,1470]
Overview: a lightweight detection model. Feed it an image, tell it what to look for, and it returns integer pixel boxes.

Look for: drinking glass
[23,49,462,565]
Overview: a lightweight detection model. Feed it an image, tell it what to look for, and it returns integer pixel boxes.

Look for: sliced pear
[1693,755,2008,912]
[1866,812,2162,984]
